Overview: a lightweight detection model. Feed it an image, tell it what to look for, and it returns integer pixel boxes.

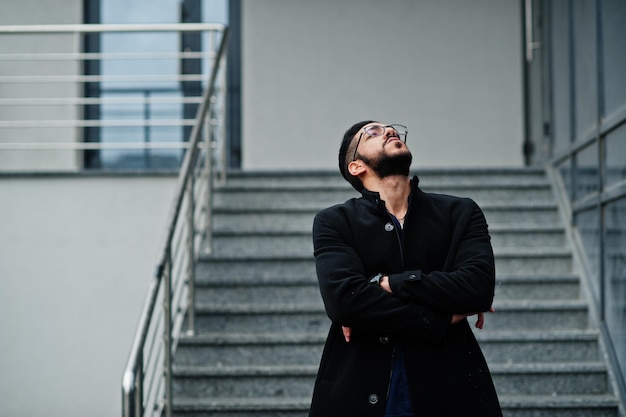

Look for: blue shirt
[384,345,414,417]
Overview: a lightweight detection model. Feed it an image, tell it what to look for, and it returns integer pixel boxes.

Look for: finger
[475,312,485,329]
[342,326,352,343]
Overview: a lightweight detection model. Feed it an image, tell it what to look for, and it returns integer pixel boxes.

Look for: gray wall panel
[241,0,523,170]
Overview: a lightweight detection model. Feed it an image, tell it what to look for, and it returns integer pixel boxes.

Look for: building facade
[1,0,624,416]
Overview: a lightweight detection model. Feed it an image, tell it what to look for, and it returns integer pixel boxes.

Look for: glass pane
[558,158,573,200]
[604,197,626,387]
[605,123,626,188]
[99,0,183,169]
[574,142,599,201]
[601,0,626,118]
[203,0,228,23]
[573,0,598,139]
[575,208,601,303]
[86,0,228,170]
[103,0,178,23]
[550,0,572,155]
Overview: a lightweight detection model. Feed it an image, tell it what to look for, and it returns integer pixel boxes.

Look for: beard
[359,148,413,179]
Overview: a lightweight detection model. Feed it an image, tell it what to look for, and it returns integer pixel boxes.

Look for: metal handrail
[120,26,229,417]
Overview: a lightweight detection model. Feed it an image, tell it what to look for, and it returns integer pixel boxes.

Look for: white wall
[241,0,524,170]
[0,174,177,417]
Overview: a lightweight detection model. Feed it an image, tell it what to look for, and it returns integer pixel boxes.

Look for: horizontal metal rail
[0,142,200,150]
[0,51,213,60]
[0,119,196,128]
[0,74,208,83]
[0,97,203,106]
[0,23,225,33]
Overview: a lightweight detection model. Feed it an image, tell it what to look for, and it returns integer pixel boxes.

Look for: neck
[365,174,411,217]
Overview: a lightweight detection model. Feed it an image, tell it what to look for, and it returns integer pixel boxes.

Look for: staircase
[171,168,621,417]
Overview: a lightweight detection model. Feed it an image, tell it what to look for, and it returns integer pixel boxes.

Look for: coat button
[368,394,379,404]
[384,222,394,232]
[379,335,390,344]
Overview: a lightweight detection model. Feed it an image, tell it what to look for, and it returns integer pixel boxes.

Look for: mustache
[384,136,400,145]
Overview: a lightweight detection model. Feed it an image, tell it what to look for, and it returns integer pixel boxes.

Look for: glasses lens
[364,125,385,137]
[363,124,408,141]
[389,124,407,141]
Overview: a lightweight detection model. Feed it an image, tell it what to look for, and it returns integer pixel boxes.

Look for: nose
[384,126,399,138]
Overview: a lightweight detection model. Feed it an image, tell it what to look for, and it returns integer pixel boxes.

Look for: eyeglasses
[352,124,408,161]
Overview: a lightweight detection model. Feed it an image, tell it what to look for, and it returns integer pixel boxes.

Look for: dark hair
[338,120,377,192]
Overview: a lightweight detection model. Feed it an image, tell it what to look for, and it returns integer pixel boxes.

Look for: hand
[380,275,392,293]
[451,307,495,329]
[342,326,352,342]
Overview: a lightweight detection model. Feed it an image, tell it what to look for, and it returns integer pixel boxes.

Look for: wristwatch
[369,273,384,287]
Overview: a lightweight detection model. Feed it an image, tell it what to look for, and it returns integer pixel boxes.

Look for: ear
[347,160,366,177]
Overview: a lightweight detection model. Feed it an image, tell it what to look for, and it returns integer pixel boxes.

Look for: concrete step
[494,247,572,276]
[197,248,573,281]
[171,361,608,400]
[172,396,312,417]
[494,275,580,300]
[192,299,588,334]
[482,203,562,226]
[208,226,566,258]
[213,185,555,211]
[193,304,329,334]
[194,275,580,309]
[175,333,325,367]
[174,330,600,368]
[220,168,549,189]
[172,395,619,417]
[172,364,316,399]
[212,202,563,233]
[195,282,321,306]
[491,362,610,396]
[487,300,589,331]
[498,395,619,417]
[489,225,566,247]
[474,330,601,364]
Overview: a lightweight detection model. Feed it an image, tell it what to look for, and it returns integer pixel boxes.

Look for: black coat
[309,177,502,417]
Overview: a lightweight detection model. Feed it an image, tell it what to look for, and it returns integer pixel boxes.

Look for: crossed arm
[341,275,494,342]
[313,199,496,343]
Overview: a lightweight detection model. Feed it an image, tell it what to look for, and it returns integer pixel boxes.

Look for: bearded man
[308,120,502,417]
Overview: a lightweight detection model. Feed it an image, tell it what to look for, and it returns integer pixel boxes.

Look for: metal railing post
[143,90,151,168]
[204,110,213,253]
[122,369,136,417]
[122,352,143,417]
[135,353,144,417]
[186,175,196,335]
[163,253,173,417]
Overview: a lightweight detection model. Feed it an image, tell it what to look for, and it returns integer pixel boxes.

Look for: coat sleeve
[388,198,496,314]
[313,208,451,344]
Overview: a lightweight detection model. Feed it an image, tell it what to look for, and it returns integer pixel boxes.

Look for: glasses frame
[351,124,408,161]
